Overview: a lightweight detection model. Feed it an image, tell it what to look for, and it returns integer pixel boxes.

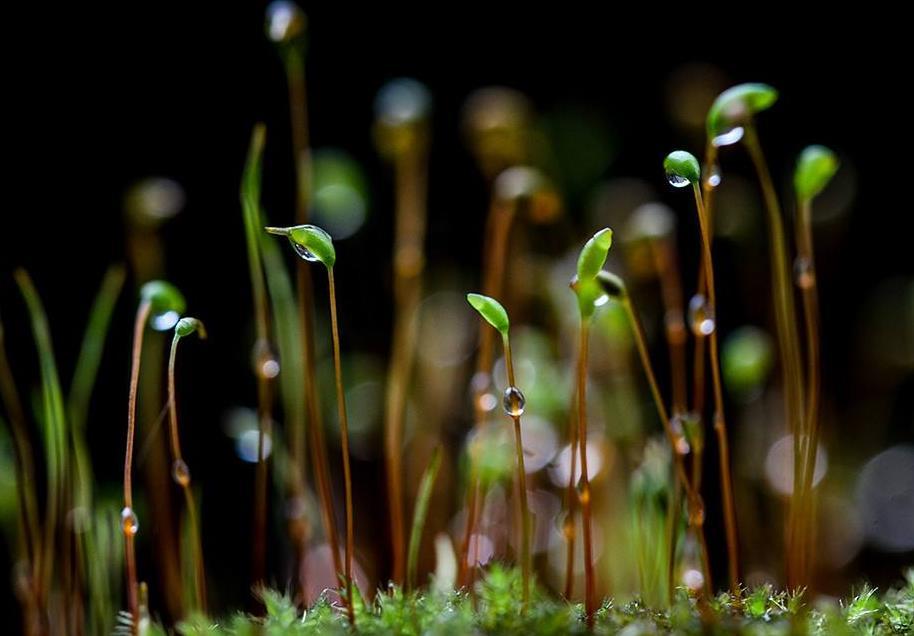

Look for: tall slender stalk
[375,79,431,584]
[123,299,151,630]
[502,335,530,608]
[742,125,806,586]
[241,125,279,587]
[792,144,838,587]
[166,320,207,611]
[691,185,740,593]
[562,378,578,600]
[326,269,355,624]
[576,320,596,627]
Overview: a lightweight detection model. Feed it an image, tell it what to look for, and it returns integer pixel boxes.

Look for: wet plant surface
[2,4,913,636]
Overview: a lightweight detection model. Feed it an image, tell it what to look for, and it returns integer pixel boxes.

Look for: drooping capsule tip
[794,144,840,202]
[175,317,207,339]
[663,150,701,187]
[264,226,290,236]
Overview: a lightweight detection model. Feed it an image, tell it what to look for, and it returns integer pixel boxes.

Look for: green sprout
[167,317,207,611]
[665,148,740,595]
[706,82,806,587]
[121,279,186,626]
[706,82,778,146]
[466,293,531,609]
[792,143,839,585]
[568,227,613,626]
[266,222,356,624]
[795,145,839,203]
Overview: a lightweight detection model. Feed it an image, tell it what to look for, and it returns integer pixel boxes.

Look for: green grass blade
[14,269,69,594]
[407,446,442,591]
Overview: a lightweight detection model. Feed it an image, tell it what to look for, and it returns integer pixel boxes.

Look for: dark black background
[2,2,911,621]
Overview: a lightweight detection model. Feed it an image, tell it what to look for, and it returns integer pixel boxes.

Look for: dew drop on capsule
[291,242,320,262]
[794,256,816,289]
[121,506,139,536]
[712,126,745,147]
[172,459,191,487]
[666,172,691,189]
[502,385,526,417]
[150,310,181,332]
[688,294,716,336]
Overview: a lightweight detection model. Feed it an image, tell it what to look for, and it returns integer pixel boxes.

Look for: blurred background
[2,2,912,627]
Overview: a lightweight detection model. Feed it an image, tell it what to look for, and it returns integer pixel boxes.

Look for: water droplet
[706,163,722,188]
[150,310,180,332]
[666,172,691,188]
[712,126,745,147]
[502,386,526,417]
[292,241,320,262]
[688,294,716,336]
[172,459,191,487]
[794,256,816,289]
[252,340,280,379]
[121,507,139,536]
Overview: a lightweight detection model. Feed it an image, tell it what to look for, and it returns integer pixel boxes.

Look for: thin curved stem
[406,447,442,591]
[577,320,596,628]
[384,138,428,585]
[692,184,740,595]
[562,378,578,600]
[124,300,151,630]
[795,198,822,585]
[503,335,530,608]
[327,269,355,625]
[460,200,516,588]
[167,334,206,611]
[742,125,806,588]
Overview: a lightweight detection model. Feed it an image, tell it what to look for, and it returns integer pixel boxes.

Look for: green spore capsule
[140,281,186,331]
[175,317,206,339]
[265,224,336,269]
[664,150,701,187]
[706,83,778,146]
[794,144,839,202]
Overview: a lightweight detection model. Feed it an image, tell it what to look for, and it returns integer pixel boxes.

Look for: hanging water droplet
[150,310,180,332]
[172,459,191,487]
[794,256,816,289]
[121,507,139,536]
[252,339,281,379]
[706,163,722,188]
[712,126,745,147]
[666,172,691,188]
[688,294,716,336]
[502,386,526,417]
[291,241,320,262]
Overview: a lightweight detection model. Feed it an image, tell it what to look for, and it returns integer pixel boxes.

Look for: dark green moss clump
[154,566,914,635]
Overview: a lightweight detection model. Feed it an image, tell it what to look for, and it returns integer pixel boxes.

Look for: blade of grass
[14,270,69,600]
[406,446,442,591]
